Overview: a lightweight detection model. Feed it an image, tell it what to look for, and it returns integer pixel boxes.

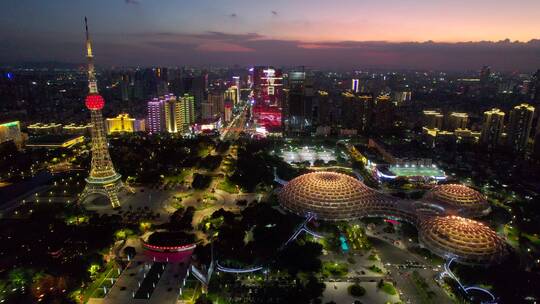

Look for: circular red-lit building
[418,216,507,265]
[85,93,105,110]
[423,184,490,218]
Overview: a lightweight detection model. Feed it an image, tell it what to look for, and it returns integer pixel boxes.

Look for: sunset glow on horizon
[1,0,539,69]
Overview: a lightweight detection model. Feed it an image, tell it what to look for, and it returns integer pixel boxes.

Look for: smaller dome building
[423,184,490,218]
[418,216,507,265]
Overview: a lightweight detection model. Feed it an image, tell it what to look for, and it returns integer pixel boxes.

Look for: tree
[277,241,323,276]
[123,246,136,258]
[348,284,366,297]
[195,294,213,304]
[8,268,33,288]
[192,173,212,189]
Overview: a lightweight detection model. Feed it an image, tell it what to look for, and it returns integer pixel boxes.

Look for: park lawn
[180,280,200,302]
[368,253,379,261]
[368,264,383,273]
[524,233,540,246]
[380,282,397,295]
[164,169,192,183]
[82,261,121,302]
[411,271,436,304]
[207,292,233,304]
[502,224,520,247]
[217,178,239,194]
[195,200,214,211]
[322,261,349,277]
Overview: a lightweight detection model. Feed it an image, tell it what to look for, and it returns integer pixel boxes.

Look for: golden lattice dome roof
[419,215,506,264]
[423,184,490,217]
[278,172,409,221]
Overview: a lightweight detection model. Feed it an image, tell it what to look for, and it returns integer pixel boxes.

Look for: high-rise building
[351,79,359,93]
[120,74,130,102]
[393,91,412,105]
[201,101,215,120]
[283,70,313,134]
[181,74,207,120]
[313,90,337,127]
[224,100,233,123]
[155,67,169,96]
[178,93,195,132]
[147,97,165,134]
[27,122,63,135]
[225,86,238,105]
[253,66,283,106]
[79,18,128,208]
[447,112,469,131]
[233,76,241,103]
[208,91,225,118]
[480,66,491,84]
[163,94,195,134]
[0,121,23,149]
[340,92,361,130]
[533,120,540,159]
[373,95,395,131]
[480,108,505,149]
[423,110,444,130]
[530,70,540,102]
[106,113,145,134]
[506,103,535,154]
[359,94,375,132]
[147,94,194,134]
[63,123,92,136]
[164,94,179,133]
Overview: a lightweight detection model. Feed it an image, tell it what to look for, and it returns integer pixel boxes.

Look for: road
[369,237,452,304]
[220,104,248,141]
[322,281,400,304]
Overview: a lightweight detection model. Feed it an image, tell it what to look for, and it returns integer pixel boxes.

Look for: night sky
[1,0,540,70]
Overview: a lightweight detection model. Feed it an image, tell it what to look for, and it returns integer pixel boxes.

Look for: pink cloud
[195,41,255,52]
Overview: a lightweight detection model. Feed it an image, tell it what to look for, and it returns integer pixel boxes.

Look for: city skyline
[1,2,540,304]
[1,0,540,70]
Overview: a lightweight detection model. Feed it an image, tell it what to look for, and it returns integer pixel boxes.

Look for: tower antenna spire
[84,16,89,41]
[84,16,97,94]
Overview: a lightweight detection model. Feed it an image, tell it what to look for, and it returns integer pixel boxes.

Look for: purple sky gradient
[1,0,539,70]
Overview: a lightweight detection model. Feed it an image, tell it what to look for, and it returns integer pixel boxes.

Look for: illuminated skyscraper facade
[233,75,241,103]
[447,112,469,131]
[147,97,165,134]
[351,78,359,93]
[0,121,23,149]
[178,94,195,132]
[480,108,505,149]
[283,69,313,134]
[507,103,535,154]
[253,66,283,106]
[423,110,444,130]
[530,69,540,102]
[533,121,540,159]
[373,95,395,131]
[164,94,180,133]
[106,113,145,134]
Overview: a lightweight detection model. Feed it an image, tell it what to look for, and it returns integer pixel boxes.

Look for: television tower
[79,17,127,208]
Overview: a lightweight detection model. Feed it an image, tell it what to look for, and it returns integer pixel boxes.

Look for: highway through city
[220,104,248,141]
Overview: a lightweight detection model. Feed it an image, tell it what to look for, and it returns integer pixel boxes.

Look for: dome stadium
[418,216,506,264]
[423,184,490,218]
[278,171,415,221]
[277,172,506,264]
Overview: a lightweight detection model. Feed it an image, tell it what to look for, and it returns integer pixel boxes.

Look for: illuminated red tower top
[85,94,105,110]
[84,17,105,110]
